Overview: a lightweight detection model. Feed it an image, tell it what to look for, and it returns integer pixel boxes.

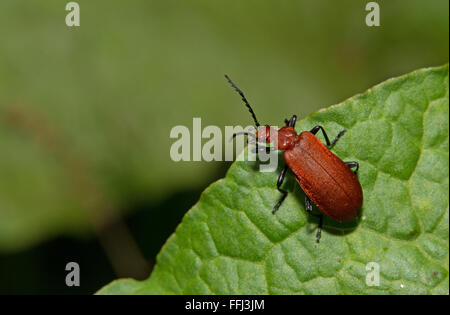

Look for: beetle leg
[310,125,331,146]
[305,196,313,213]
[316,215,323,243]
[310,125,347,148]
[330,129,347,147]
[305,196,323,243]
[288,115,297,127]
[284,115,297,127]
[251,146,276,154]
[345,161,359,174]
[272,165,288,214]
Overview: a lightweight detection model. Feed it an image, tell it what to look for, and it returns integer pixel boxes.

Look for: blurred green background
[0,0,448,294]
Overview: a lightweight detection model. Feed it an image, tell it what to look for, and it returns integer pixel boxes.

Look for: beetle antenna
[224,74,261,127]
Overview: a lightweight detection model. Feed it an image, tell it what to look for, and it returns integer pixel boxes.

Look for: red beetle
[226,75,363,242]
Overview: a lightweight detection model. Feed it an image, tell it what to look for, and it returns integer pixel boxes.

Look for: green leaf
[98,64,449,295]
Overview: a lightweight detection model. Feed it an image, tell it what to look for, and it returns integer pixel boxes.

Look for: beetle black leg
[310,125,347,148]
[284,115,297,127]
[272,165,288,214]
[288,115,297,127]
[310,125,331,146]
[305,196,323,243]
[316,215,323,243]
[346,161,359,174]
[330,129,347,147]
[251,146,277,154]
[305,195,313,213]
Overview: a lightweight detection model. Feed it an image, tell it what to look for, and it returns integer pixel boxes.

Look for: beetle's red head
[256,125,297,151]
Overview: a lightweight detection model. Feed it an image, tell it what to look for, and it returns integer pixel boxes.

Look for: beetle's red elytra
[284,130,363,222]
[226,75,363,242]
